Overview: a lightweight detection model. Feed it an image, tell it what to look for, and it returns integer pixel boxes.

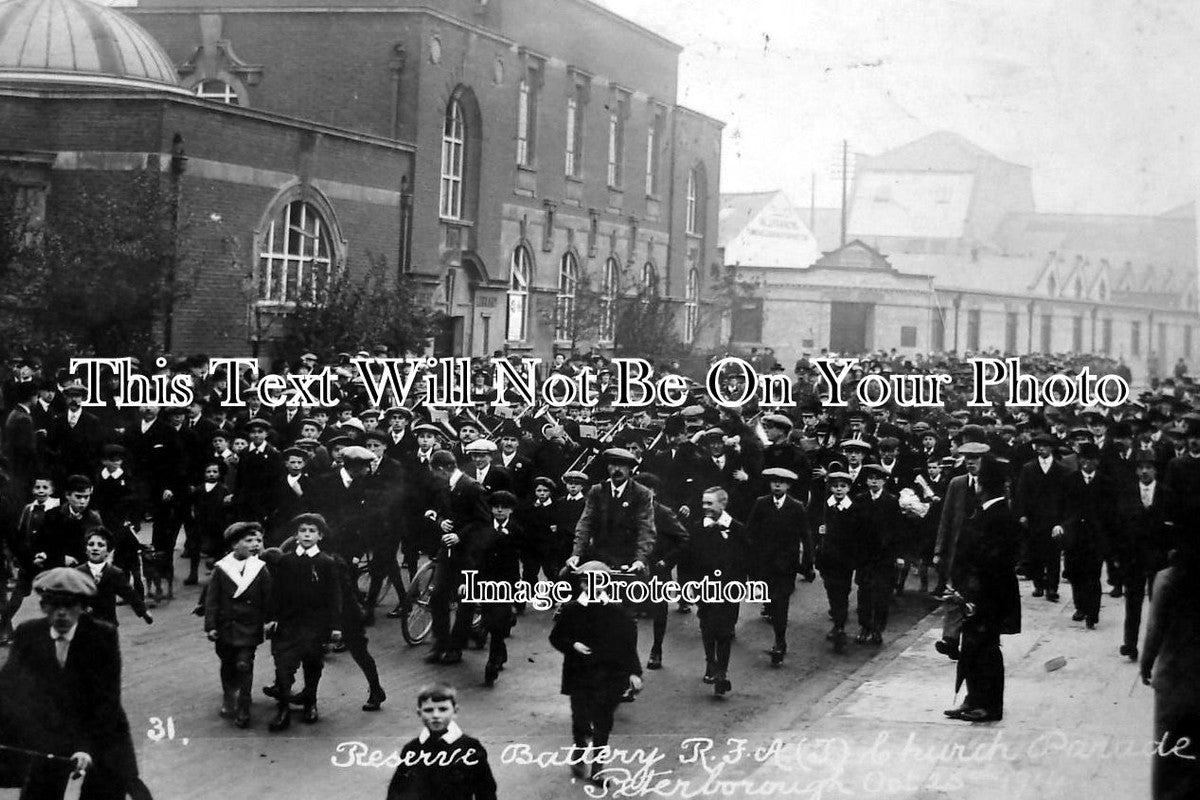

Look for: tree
[277,254,445,360]
[542,261,690,360]
[0,170,195,367]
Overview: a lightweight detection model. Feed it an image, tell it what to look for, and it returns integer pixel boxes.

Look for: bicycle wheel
[401,561,436,645]
[355,557,394,608]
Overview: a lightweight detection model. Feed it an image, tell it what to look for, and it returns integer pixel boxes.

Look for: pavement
[0,572,1156,800]
[666,582,1156,800]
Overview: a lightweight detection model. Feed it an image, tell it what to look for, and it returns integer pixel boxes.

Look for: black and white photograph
[0,0,1196,798]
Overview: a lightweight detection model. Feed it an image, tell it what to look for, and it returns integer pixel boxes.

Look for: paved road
[2,567,940,800]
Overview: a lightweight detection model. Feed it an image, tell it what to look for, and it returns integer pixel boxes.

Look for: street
[3,568,939,800]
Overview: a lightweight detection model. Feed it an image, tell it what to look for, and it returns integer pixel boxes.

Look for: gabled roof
[719,190,822,269]
[718,191,777,248]
[864,130,1025,172]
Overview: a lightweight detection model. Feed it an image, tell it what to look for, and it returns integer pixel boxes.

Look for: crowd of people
[0,347,1196,797]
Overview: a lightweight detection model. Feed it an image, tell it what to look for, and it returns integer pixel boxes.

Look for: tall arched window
[600,257,619,342]
[440,98,465,219]
[259,199,336,304]
[684,268,699,344]
[507,245,532,341]
[641,261,658,304]
[686,171,698,234]
[556,252,578,342]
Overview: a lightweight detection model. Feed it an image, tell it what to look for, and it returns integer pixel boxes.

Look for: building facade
[723,133,1198,383]
[128,0,724,358]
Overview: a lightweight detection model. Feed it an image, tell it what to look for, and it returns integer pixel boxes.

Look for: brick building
[0,0,415,357]
[125,0,725,358]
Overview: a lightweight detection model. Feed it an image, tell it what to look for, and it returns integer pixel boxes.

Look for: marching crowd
[0,348,1197,798]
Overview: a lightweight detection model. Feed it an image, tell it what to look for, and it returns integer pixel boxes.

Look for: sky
[594,0,1198,216]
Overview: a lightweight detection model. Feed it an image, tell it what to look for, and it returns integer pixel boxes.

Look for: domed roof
[0,0,183,91]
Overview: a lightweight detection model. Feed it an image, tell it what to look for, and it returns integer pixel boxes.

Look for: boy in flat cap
[746,468,812,665]
[549,562,642,784]
[261,514,342,731]
[474,491,524,687]
[204,522,271,728]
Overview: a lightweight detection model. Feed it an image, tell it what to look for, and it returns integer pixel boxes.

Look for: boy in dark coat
[204,522,271,728]
[549,562,643,783]
[261,513,342,731]
[187,459,231,585]
[473,491,524,687]
[746,467,812,665]
[77,529,153,629]
[386,683,496,800]
[813,466,863,653]
[688,486,749,696]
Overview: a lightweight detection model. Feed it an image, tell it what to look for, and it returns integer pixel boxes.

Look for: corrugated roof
[886,253,1047,296]
[995,211,1195,269]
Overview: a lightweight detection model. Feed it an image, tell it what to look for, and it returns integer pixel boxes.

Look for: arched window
[556,252,578,342]
[600,257,619,342]
[195,79,239,105]
[440,98,466,219]
[258,199,336,304]
[641,261,658,304]
[684,268,699,344]
[686,171,698,234]
[506,245,531,341]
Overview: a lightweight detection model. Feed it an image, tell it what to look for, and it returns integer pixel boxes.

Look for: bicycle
[400,555,486,646]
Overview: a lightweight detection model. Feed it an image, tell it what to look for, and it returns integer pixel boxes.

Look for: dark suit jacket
[571,480,656,568]
[1014,458,1072,532]
[2,404,38,486]
[1116,478,1174,575]
[746,494,812,581]
[31,507,104,569]
[263,548,342,640]
[0,615,136,781]
[46,411,105,480]
[76,563,147,626]
[935,474,974,570]
[436,474,492,568]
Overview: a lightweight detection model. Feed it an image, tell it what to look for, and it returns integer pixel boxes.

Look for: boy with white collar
[386,683,496,800]
[688,487,748,696]
[261,513,341,731]
[204,522,271,728]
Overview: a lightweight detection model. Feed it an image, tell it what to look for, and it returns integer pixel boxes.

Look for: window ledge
[440,217,475,228]
[518,163,538,174]
[565,174,583,184]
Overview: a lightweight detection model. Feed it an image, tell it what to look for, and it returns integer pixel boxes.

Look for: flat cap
[839,438,872,451]
[603,447,640,466]
[465,439,498,454]
[487,490,518,508]
[562,470,590,484]
[861,463,891,478]
[223,521,264,547]
[762,413,794,430]
[762,467,799,482]
[33,567,96,599]
[956,442,991,456]
[533,476,558,491]
[339,445,376,463]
